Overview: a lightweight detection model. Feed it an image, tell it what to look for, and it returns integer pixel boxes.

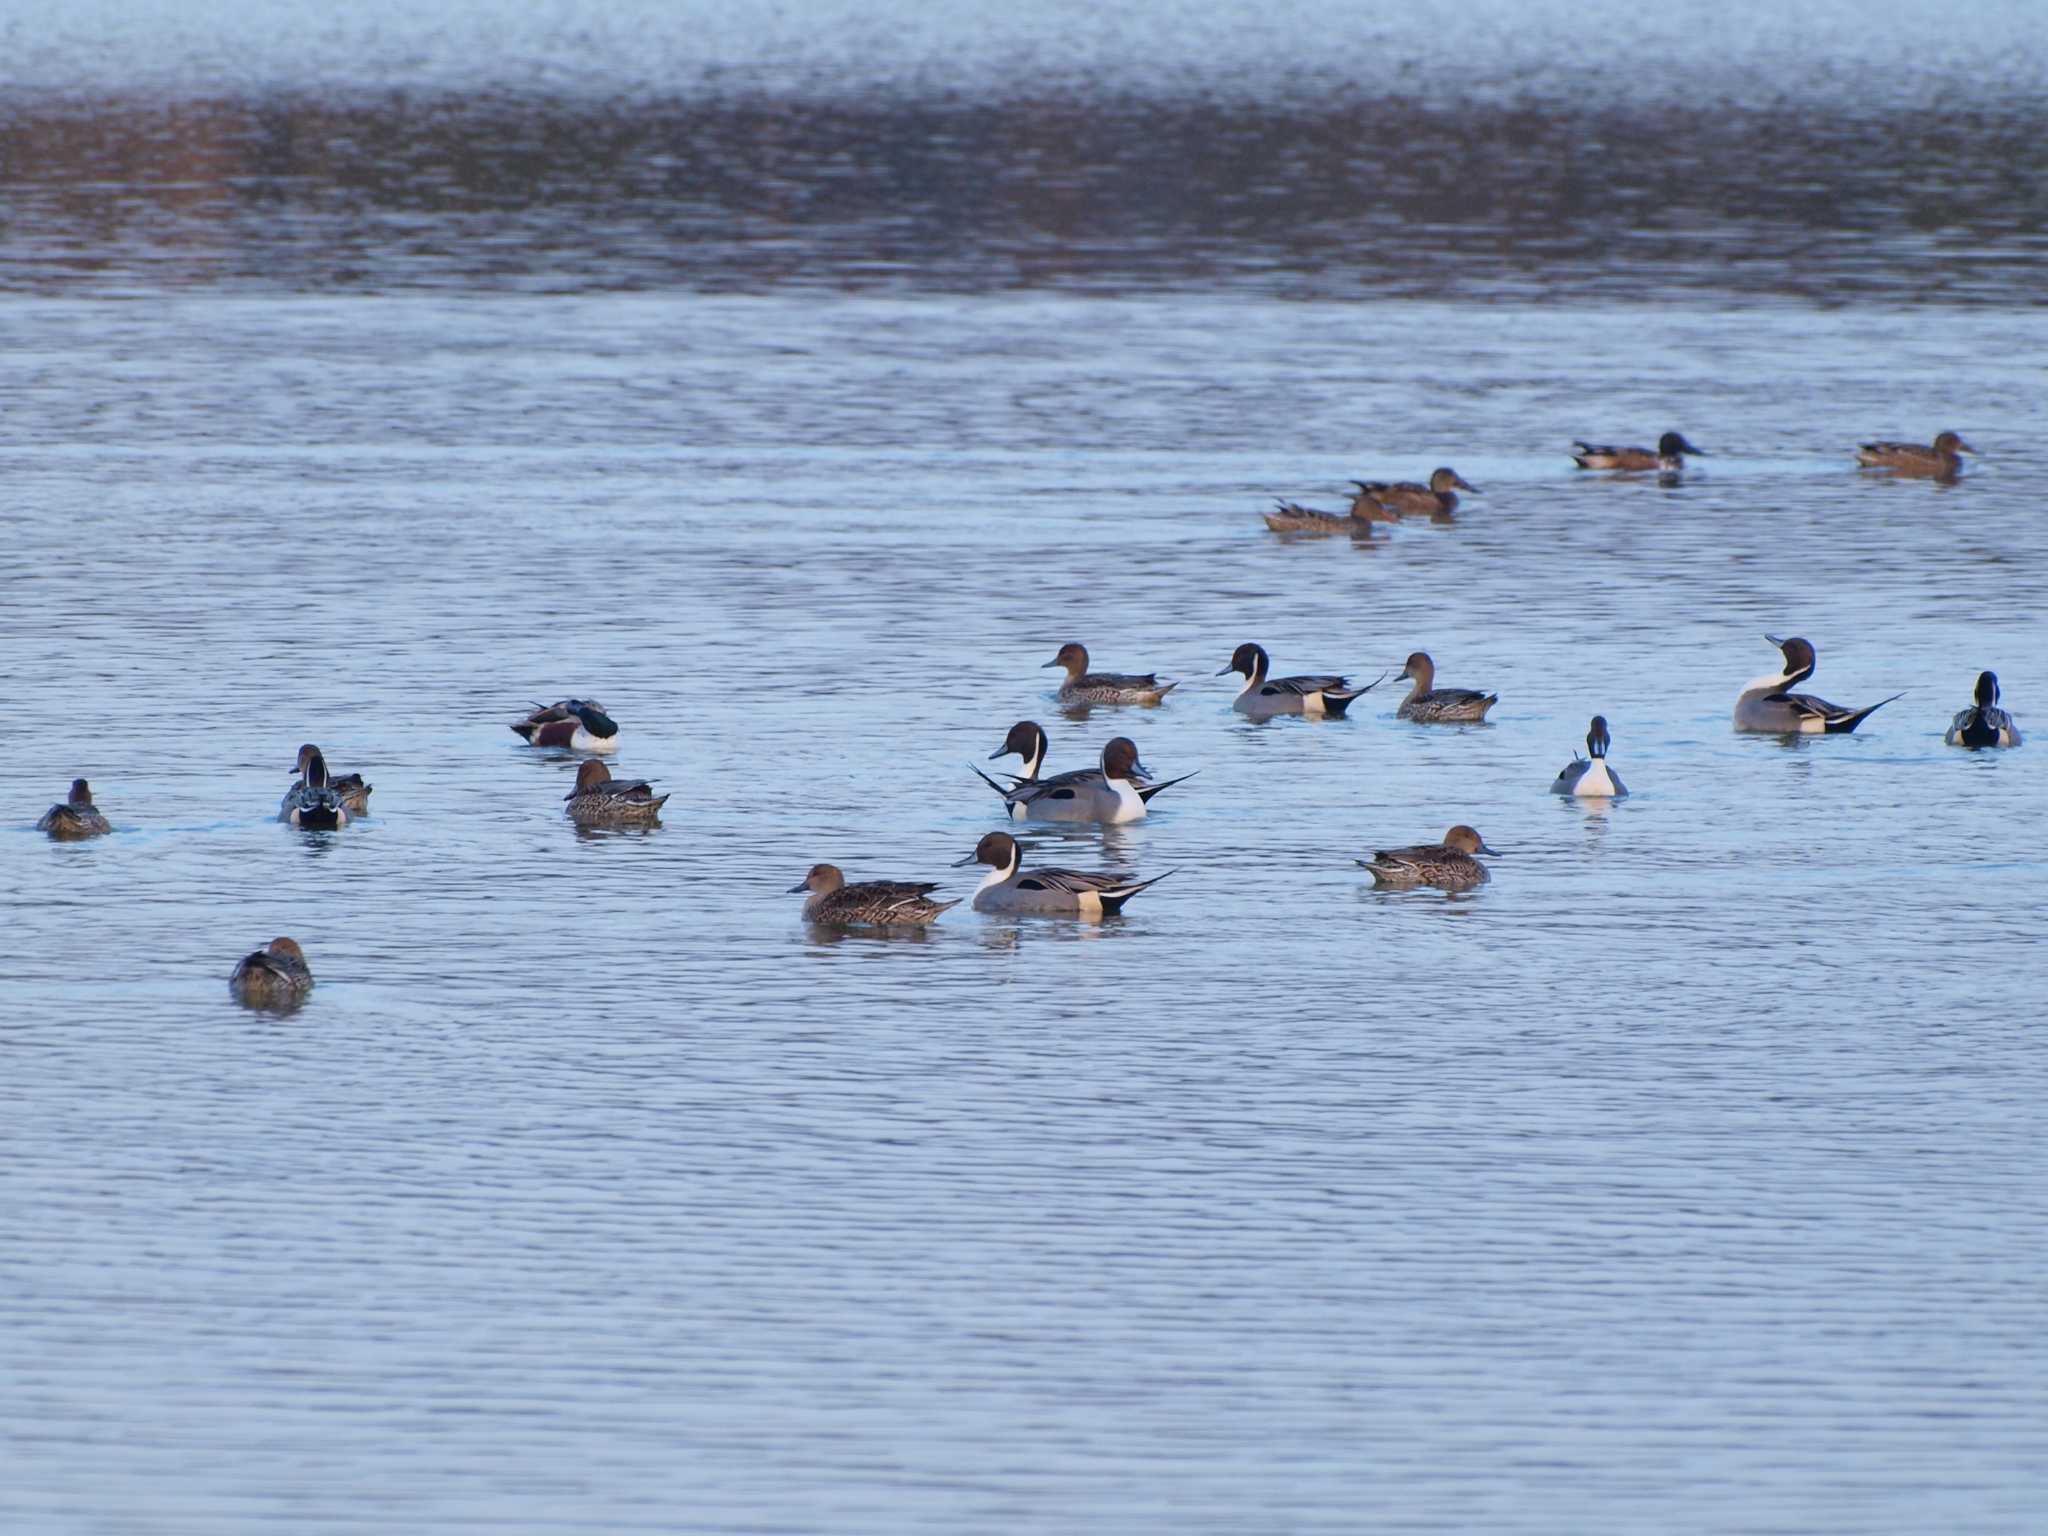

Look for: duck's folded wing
[1268,674,1349,697]
[1016,867,1127,895]
[1780,690,1844,721]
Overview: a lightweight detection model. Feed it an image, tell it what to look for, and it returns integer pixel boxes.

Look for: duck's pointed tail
[1134,770,1199,805]
[1826,692,1904,734]
[1099,869,1175,916]
[1323,670,1391,717]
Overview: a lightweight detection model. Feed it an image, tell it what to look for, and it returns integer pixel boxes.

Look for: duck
[1042,642,1177,706]
[278,747,350,828]
[788,864,961,927]
[510,698,620,752]
[290,743,371,817]
[952,831,1172,917]
[1550,716,1628,796]
[563,759,669,824]
[1263,498,1378,536]
[229,937,314,1007]
[1856,431,1975,477]
[1396,651,1498,723]
[973,735,1193,823]
[37,778,112,839]
[1946,670,2021,749]
[1357,826,1496,890]
[1734,635,1901,734]
[1571,432,1706,472]
[1350,468,1477,517]
[1218,643,1384,718]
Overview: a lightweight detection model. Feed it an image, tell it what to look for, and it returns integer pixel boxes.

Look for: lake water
[4,2,2047,1531]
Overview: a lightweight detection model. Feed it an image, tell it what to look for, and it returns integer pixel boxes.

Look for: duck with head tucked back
[1571,432,1706,473]
[1551,716,1628,797]
[229,937,314,1008]
[973,734,1194,823]
[291,743,371,818]
[1042,642,1177,706]
[1358,826,1497,890]
[952,831,1172,917]
[279,747,350,828]
[38,778,112,839]
[1396,652,1498,723]
[1946,671,2021,749]
[511,698,620,752]
[788,864,961,927]
[1733,635,1900,734]
[1219,643,1385,719]
[564,759,669,824]
[1350,468,1477,518]
[1856,430,1975,478]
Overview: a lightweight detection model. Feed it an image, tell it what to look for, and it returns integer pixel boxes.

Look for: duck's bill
[1213,665,1235,676]
[950,852,981,867]
[786,880,810,893]
[1039,659,1061,669]
[988,747,1015,760]
[1763,633,1786,646]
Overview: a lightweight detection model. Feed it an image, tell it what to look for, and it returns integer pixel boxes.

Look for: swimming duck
[291,743,371,817]
[1396,652,1498,723]
[1351,468,1477,517]
[37,778,112,839]
[1733,635,1901,734]
[229,937,314,1007]
[510,698,620,752]
[1263,498,1378,536]
[952,831,1172,917]
[563,759,669,824]
[1357,826,1497,890]
[1219,643,1384,718]
[1550,716,1628,796]
[1571,432,1706,472]
[1042,642,1177,706]
[1946,671,2021,749]
[1856,431,1975,477]
[279,747,350,828]
[973,735,1193,823]
[788,864,961,927]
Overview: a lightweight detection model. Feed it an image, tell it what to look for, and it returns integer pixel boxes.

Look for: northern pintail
[1043,642,1177,706]
[510,698,620,752]
[952,831,1172,917]
[1351,468,1477,517]
[1264,498,1378,536]
[1733,635,1901,734]
[1572,432,1706,472]
[279,747,350,828]
[292,743,371,817]
[229,937,314,1008]
[1219,643,1384,718]
[973,734,1192,823]
[37,778,112,839]
[564,759,669,823]
[1396,651,1498,723]
[1550,716,1629,796]
[788,864,961,927]
[1857,431,1975,477]
[1946,670,2021,749]
[1357,826,1497,890]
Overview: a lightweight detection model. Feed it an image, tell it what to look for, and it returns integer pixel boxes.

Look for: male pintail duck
[1856,431,1975,477]
[1219,643,1385,718]
[1733,635,1902,734]
[37,778,112,839]
[564,759,669,824]
[1358,826,1497,890]
[1042,642,1177,706]
[229,937,314,1007]
[1396,652,1498,723]
[279,747,350,828]
[1572,432,1706,472]
[1351,468,1477,517]
[1264,498,1378,536]
[291,743,370,817]
[1550,716,1628,796]
[1946,670,2021,749]
[788,864,961,927]
[952,831,1172,917]
[973,735,1193,823]
[510,698,620,752]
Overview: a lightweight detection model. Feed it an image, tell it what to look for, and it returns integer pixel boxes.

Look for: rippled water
[5,3,2048,1531]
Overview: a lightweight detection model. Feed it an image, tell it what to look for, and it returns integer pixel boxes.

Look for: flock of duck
[29,428,2019,1006]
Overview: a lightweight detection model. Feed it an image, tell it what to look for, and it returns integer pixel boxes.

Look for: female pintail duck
[1856,431,1975,477]
[1358,826,1497,890]
[1396,651,1498,723]
[1946,671,2021,749]
[1219,643,1384,718]
[37,778,112,839]
[973,735,1193,823]
[1351,468,1477,517]
[952,831,1172,917]
[229,937,314,1008]
[1734,635,1901,734]
[1551,716,1628,797]
[1042,642,1177,706]
[1264,498,1378,536]
[291,743,370,817]
[1572,432,1705,472]
[564,759,669,824]
[510,698,620,752]
[788,864,961,927]
[279,747,349,828]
